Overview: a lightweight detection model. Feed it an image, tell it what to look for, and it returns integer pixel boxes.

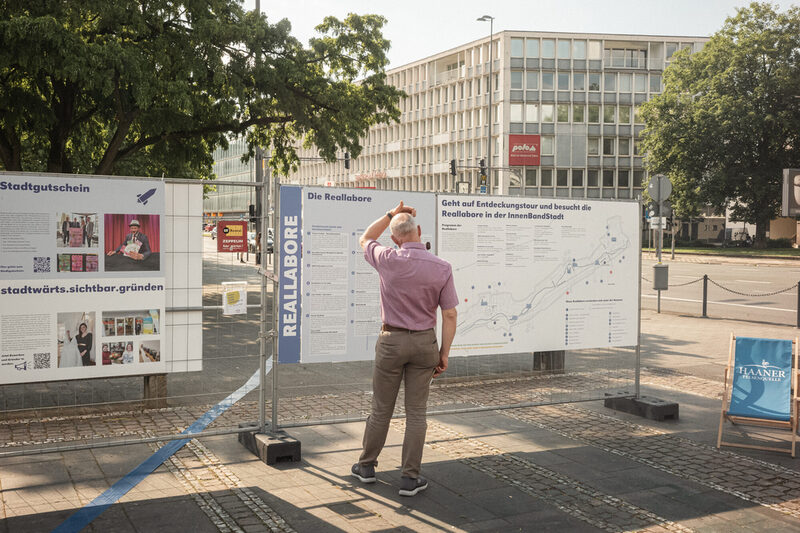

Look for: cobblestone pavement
[505,404,800,519]
[0,364,722,451]
[403,418,693,533]
[0,370,637,449]
[158,438,294,533]
[4,366,800,532]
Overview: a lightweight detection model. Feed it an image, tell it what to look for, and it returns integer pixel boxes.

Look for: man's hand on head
[391,201,416,218]
[360,201,418,250]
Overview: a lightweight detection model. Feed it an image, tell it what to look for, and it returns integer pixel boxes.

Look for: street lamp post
[477,15,494,195]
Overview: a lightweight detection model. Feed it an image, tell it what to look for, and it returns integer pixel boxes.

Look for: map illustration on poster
[0,174,166,384]
[437,194,639,356]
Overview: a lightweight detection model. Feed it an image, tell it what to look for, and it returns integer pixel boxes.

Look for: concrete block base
[604,395,679,421]
[238,423,301,465]
[143,374,167,409]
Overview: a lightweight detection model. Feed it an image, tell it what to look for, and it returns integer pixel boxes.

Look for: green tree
[0,1,403,178]
[641,2,800,247]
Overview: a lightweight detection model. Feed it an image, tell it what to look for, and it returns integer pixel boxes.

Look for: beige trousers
[358,328,439,478]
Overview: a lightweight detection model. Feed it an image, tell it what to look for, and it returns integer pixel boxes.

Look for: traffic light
[344,152,350,169]
[249,204,256,224]
[479,159,487,178]
[449,159,457,176]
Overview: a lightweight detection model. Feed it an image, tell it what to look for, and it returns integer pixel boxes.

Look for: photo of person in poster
[104,214,160,272]
[57,312,96,367]
[56,213,98,249]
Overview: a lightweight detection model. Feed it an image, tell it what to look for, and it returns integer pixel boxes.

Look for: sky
[242,0,773,68]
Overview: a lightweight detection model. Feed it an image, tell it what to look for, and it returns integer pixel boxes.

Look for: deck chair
[717,334,798,457]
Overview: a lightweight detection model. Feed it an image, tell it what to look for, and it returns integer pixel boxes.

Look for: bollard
[702,274,708,318]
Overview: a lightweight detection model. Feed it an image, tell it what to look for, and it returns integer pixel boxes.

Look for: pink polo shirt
[364,240,458,331]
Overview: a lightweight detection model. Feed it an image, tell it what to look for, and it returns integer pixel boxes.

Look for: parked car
[247,229,274,254]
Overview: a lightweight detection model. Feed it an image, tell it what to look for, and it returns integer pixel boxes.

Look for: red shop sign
[508,134,540,166]
[217,221,248,253]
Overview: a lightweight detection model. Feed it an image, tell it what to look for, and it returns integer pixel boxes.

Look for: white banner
[0,174,166,383]
[437,195,640,355]
[298,187,437,363]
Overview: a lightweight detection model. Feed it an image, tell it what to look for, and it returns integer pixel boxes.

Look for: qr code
[33,256,51,273]
[33,353,50,369]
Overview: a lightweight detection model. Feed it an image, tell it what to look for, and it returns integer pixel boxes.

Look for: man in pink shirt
[352,201,458,496]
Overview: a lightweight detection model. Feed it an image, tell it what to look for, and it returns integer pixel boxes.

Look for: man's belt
[381,324,433,334]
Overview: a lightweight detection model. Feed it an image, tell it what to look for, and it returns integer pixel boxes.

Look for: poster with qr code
[0,174,167,384]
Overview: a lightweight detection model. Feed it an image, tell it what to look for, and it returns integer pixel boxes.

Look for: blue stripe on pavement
[53,362,269,533]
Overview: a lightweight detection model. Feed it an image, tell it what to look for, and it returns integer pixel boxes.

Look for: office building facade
[287,31,708,199]
[204,136,260,220]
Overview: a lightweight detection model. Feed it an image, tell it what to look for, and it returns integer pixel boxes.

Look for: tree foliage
[0,0,403,178]
[641,2,800,245]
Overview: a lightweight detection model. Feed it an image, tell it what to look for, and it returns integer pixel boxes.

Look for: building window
[526,103,539,122]
[557,40,570,59]
[603,138,615,155]
[511,38,524,58]
[573,104,585,122]
[603,105,616,123]
[619,73,632,92]
[541,169,553,186]
[588,169,599,187]
[618,105,631,123]
[541,136,554,155]
[650,73,662,93]
[588,105,600,123]
[526,38,539,58]
[510,103,523,122]
[573,40,586,60]
[526,71,538,90]
[572,169,584,187]
[542,39,555,58]
[618,170,630,187]
[541,104,554,122]
[604,73,616,92]
[558,72,570,90]
[604,47,647,68]
[557,169,569,186]
[619,138,630,155]
[511,71,523,89]
[603,170,615,187]
[588,137,599,155]
[634,138,643,155]
[666,42,678,60]
[573,72,585,91]
[634,170,645,187]
[588,73,600,91]
[525,168,537,186]
[542,72,554,90]
[557,104,570,122]
[634,73,647,93]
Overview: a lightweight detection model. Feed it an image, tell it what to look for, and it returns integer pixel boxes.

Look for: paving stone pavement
[3,364,800,532]
[4,307,800,531]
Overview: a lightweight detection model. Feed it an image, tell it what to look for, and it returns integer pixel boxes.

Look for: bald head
[390,213,420,244]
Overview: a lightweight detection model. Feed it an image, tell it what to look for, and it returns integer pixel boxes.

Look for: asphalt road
[642,254,800,326]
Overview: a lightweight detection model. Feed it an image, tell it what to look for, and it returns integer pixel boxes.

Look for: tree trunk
[0,128,22,171]
[46,81,76,173]
[754,218,769,249]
